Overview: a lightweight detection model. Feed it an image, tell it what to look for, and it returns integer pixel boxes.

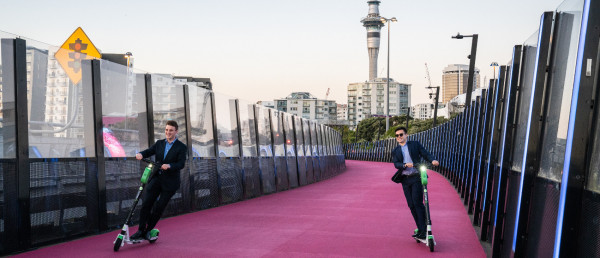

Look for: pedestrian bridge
[0,31,345,255]
[13,160,484,257]
[345,0,600,256]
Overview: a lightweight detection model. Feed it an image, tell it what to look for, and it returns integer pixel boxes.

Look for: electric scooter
[413,164,436,252]
[113,158,161,252]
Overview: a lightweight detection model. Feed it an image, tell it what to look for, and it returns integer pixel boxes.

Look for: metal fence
[0,33,345,254]
[345,0,600,256]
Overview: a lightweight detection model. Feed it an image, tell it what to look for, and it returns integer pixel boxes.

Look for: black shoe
[411,229,419,238]
[130,230,146,241]
[415,233,426,240]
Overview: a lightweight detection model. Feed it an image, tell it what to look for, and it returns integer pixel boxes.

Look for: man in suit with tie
[131,120,187,240]
[391,127,439,240]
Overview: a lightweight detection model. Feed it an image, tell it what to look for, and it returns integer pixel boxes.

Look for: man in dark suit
[131,120,187,240]
[391,127,439,240]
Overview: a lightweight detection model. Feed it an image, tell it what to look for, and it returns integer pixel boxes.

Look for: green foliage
[347,115,452,144]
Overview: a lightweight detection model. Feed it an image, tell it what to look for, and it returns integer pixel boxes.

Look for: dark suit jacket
[392,141,435,180]
[139,138,187,192]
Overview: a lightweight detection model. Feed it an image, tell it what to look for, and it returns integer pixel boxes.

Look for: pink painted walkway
[16,160,485,257]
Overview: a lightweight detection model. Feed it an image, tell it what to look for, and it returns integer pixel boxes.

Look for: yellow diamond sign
[54,27,101,84]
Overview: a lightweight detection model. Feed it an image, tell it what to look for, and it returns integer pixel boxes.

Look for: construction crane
[424,63,433,88]
[424,62,441,127]
[325,88,330,100]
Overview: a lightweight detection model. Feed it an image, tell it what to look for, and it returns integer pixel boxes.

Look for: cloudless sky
[1,0,565,106]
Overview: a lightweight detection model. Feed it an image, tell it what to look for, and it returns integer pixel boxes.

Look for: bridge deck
[16,160,484,257]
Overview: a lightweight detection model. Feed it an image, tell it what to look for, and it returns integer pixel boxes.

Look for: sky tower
[361,0,385,81]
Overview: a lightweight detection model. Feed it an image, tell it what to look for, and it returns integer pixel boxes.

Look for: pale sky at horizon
[1,0,565,106]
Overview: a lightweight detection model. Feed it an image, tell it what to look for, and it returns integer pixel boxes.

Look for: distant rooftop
[285,92,317,100]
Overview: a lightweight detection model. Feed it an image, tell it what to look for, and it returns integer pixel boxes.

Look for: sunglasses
[395,133,405,137]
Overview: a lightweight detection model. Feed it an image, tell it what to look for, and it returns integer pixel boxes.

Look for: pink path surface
[16,160,485,257]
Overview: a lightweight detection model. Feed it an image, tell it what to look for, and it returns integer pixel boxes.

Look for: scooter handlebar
[141,158,161,167]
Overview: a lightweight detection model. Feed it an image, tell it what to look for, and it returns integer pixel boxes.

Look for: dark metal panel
[474,84,495,225]
[468,93,486,213]
[89,59,107,232]
[209,92,223,202]
[181,84,193,211]
[490,45,522,253]
[465,97,481,208]
[512,12,554,256]
[480,67,506,242]
[557,1,599,255]
[190,158,219,209]
[0,38,31,252]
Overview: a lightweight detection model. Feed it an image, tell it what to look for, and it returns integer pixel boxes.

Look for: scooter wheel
[428,239,434,252]
[148,229,159,243]
[114,238,123,252]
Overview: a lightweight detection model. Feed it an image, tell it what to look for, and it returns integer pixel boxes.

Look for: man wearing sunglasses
[391,126,439,240]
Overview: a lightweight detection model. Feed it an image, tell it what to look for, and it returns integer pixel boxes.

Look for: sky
[0,0,565,106]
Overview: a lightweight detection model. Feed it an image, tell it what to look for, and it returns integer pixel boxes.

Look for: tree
[347,115,452,144]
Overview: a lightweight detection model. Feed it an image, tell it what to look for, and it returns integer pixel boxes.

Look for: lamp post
[124,52,133,70]
[381,17,397,132]
[490,61,499,83]
[451,33,478,107]
[427,86,440,127]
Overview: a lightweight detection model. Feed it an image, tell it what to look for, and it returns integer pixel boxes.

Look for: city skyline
[0,0,564,107]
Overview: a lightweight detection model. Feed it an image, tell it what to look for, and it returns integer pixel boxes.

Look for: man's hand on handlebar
[136,153,143,160]
[432,160,439,166]
[161,164,171,170]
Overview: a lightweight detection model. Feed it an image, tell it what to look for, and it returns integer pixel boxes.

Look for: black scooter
[413,164,436,252]
[113,158,161,251]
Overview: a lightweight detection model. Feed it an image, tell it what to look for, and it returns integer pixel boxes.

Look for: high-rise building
[337,104,348,121]
[348,78,410,126]
[275,92,337,124]
[410,103,447,120]
[441,64,480,103]
[361,1,385,81]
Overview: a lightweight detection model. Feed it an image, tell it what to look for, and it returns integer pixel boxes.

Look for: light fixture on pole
[381,16,397,132]
[426,86,440,127]
[490,62,499,83]
[451,32,478,107]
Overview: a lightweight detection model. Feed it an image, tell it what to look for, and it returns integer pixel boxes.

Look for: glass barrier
[188,84,215,158]
[213,92,239,157]
[0,32,17,158]
[151,74,187,146]
[323,126,330,155]
[310,121,318,156]
[255,105,273,157]
[25,37,95,158]
[589,110,600,192]
[303,119,312,156]
[317,124,324,156]
[100,60,148,157]
[511,32,539,172]
[538,0,584,181]
[270,109,285,157]
[238,99,257,157]
[283,113,295,157]
[294,116,304,157]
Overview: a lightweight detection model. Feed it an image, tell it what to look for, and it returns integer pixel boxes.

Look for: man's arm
[166,142,187,171]
[417,141,436,163]
[392,147,405,169]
